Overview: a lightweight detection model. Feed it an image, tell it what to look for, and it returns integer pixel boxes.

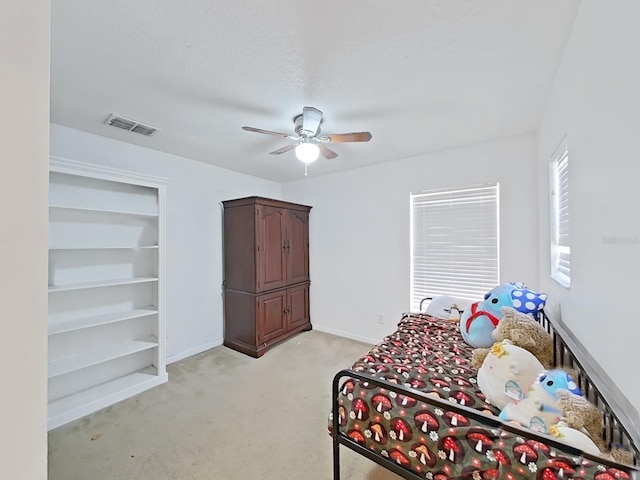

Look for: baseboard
[166,338,223,365]
[312,324,377,345]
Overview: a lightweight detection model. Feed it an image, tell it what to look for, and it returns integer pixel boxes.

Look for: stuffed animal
[423,295,469,321]
[547,421,601,456]
[549,419,633,465]
[553,426,633,463]
[499,369,581,433]
[460,282,548,348]
[471,307,554,369]
[556,389,606,451]
[538,370,582,397]
[556,389,635,464]
[476,340,546,410]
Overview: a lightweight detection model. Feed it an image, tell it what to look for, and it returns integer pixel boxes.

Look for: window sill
[550,272,570,289]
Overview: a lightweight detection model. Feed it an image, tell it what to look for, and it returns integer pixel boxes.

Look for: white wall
[283,133,539,344]
[0,1,49,478]
[51,124,282,362]
[538,0,640,426]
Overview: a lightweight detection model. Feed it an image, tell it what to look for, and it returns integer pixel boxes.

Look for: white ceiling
[51,0,581,183]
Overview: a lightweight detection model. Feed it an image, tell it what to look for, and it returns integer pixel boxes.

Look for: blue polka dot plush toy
[510,284,548,321]
[460,282,548,348]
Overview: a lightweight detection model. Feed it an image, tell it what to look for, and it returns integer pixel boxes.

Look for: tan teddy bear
[472,307,554,369]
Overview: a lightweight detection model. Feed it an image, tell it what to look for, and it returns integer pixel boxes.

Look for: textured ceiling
[51,0,581,182]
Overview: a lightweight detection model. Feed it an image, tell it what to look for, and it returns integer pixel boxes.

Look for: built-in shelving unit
[48,157,169,430]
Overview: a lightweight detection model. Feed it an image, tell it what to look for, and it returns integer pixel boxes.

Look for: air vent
[105,114,159,137]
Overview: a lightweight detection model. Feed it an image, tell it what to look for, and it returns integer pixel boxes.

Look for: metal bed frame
[331,310,640,480]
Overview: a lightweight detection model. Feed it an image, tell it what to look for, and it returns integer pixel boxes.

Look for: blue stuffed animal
[459,282,547,348]
[538,370,582,397]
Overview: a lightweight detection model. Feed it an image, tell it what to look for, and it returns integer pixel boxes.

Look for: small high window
[550,138,570,287]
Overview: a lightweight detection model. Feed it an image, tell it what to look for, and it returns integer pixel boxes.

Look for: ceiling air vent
[105,114,160,137]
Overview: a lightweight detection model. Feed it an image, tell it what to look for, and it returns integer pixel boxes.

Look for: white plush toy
[476,340,545,410]
[424,295,469,320]
[548,422,601,456]
[499,369,583,434]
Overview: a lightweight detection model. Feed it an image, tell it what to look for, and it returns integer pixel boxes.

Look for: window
[550,139,570,287]
[410,183,499,311]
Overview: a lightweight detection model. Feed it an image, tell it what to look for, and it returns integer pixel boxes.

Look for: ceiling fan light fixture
[242,106,372,167]
[295,142,320,163]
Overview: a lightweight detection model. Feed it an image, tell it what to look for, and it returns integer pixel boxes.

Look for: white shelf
[49,308,158,335]
[49,338,158,378]
[49,245,158,250]
[48,159,167,430]
[48,277,158,292]
[48,372,167,430]
[49,204,159,217]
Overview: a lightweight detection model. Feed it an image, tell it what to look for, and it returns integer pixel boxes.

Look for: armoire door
[257,290,287,344]
[286,209,310,285]
[287,283,310,331]
[257,206,287,292]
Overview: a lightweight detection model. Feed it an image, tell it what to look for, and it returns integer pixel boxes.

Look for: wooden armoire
[222,196,312,357]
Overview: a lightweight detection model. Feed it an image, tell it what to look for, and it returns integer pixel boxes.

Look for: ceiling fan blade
[242,126,297,139]
[269,143,298,155]
[319,144,338,159]
[302,106,323,136]
[319,132,372,143]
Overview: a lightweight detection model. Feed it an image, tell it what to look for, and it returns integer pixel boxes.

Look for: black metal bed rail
[332,369,640,480]
[539,311,640,464]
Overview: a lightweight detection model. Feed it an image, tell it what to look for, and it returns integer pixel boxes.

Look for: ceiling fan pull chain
[304,164,308,177]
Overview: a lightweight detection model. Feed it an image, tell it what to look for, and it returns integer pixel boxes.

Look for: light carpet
[48,330,403,480]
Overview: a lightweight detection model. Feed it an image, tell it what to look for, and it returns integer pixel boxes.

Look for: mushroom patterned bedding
[329,313,635,480]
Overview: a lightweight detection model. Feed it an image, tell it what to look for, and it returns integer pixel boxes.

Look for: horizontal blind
[410,184,499,311]
[556,151,570,247]
[550,141,570,286]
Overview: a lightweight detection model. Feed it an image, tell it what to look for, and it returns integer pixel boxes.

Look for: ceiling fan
[242,106,372,164]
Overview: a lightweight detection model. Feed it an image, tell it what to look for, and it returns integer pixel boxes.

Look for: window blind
[550,141,570,286]
[410,183,499,311]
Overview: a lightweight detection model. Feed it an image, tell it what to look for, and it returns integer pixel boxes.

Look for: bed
[330,311,640,480]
